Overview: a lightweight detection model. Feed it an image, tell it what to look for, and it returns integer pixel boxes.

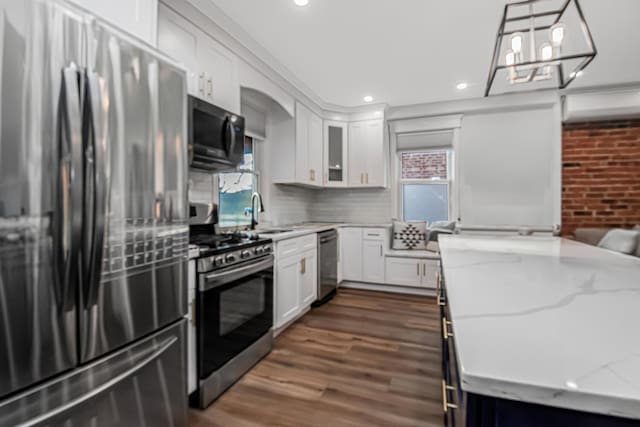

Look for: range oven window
[198,260,273,378]
[220,278,265,336]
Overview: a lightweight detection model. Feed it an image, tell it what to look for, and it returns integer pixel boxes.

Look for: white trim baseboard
[339,281,436,297]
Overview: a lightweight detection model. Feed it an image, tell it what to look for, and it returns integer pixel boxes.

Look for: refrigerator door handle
[83,70,107,308]
[54,65,84,312]
[20,336,177,427]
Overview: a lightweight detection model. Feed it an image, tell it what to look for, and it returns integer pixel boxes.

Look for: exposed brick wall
[562,119,640,236]
[401,151,447,179]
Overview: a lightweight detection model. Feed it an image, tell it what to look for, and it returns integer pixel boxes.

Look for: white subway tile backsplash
[310,188,393,224]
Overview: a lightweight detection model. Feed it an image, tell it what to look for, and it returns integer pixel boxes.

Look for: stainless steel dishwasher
[313,229,338,306]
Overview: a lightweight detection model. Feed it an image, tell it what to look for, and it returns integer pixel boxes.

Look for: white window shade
[458,107,561,229]
[396,131,453,152]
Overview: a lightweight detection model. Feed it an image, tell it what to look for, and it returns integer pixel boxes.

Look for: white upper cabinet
[157,4,240,113]
[348,119,385,187]
[157,4,198,94]
[295,102,323,186]
[196,33,240,113]
[323,121,348,187]
[72,0,158,45]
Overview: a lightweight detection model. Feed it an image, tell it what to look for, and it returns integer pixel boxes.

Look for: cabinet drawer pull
[437,294,446,307]
[442,316,453,340]
[441,380,458,413]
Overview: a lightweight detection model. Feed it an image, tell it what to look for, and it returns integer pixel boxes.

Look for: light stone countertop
[258,223,391,242]
[438,234,640,420]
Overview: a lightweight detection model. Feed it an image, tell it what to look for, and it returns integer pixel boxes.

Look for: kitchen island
[438,235,640,427]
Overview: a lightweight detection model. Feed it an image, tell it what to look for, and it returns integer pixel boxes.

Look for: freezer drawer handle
[20,336,177,427]
[441,380,458,413]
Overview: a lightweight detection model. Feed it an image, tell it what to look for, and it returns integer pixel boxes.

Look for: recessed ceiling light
[294,0,309,6]
[363,95,373,103]
[456,82,468,90]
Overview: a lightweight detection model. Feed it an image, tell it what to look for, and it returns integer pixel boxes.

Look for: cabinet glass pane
[327,126,343,182]
[403,184,449,223]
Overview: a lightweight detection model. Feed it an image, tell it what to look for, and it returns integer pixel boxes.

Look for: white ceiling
[210,0,640,108]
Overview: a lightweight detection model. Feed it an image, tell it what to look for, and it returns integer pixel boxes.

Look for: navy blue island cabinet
[436,268,640,427]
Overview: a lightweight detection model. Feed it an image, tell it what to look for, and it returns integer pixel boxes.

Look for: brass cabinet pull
[416,263,420,276]
[441,380,458,413]
[365,172,369,184]
[379,244,382,257]
[301,257,306,274]
[422,263,426,276]
[360,173,364,184]
[309,169,313,181]
[207,77,213,97]
[437,294,446,307]
[442,316,453,340]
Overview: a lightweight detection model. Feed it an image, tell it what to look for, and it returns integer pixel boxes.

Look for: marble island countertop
[438,235,640,420]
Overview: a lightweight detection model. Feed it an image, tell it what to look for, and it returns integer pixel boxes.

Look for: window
[400,150,452,223]
[218,137,259,228]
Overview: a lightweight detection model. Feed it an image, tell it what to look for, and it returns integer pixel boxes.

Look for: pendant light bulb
[505,50,515,66]
[510,33,523,54]
[550,23,565,47]
[540,43,553,61]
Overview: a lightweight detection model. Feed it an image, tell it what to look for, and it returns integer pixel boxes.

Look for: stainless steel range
[190,228,274,408]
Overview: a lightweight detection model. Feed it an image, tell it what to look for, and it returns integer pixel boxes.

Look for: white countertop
[439,235,640,420]
[259,223,390,242]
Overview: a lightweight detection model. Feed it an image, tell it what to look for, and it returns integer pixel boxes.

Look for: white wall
[458,105,562,228]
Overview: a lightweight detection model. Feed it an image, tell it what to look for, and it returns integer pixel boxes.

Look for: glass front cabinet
[323,121,348,187]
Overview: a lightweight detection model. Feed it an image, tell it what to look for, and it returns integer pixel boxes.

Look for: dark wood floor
[190,289,444,427]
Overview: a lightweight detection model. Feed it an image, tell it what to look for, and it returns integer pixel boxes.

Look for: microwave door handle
[225,117,237,157]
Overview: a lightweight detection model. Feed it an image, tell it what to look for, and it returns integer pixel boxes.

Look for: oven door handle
[199,256,273,292]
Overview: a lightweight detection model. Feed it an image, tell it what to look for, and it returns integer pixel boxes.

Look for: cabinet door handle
[301,257,306,274]
[198,73,205,95]
[207,78,213,97]
[366,172,369,184]
[442,317,453,340]
[379,245,382,257]
[423,263,426,276]
[416,263,420,276]
[441,380,458,413]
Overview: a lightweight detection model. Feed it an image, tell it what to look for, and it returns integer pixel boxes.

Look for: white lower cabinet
[385,257,439,288]
[276,255,301,326]
[300,249,317,306]
[275,235,318,329]
[362,239,385,284]
[341,228,363,281]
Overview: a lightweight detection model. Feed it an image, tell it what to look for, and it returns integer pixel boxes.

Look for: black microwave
[188,96,245,172]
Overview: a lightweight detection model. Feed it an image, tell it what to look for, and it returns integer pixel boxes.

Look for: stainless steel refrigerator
[0,0,189,425]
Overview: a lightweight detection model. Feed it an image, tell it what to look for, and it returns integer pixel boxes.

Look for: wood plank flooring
[190,289,444,427]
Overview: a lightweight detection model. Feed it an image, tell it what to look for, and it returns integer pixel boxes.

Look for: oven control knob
[255,246,264,255]
[214,256,224,267]
[241,250,251,259]
[225,254,236,263]
[262,245,271,253]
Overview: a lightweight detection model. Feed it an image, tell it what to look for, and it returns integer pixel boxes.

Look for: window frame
[398,149,453,223]
[214,136,261,231]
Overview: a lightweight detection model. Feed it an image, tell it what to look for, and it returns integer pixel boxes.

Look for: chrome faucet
[250,192,265,230]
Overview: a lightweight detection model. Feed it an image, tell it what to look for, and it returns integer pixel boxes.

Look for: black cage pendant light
[485,0,597,96]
